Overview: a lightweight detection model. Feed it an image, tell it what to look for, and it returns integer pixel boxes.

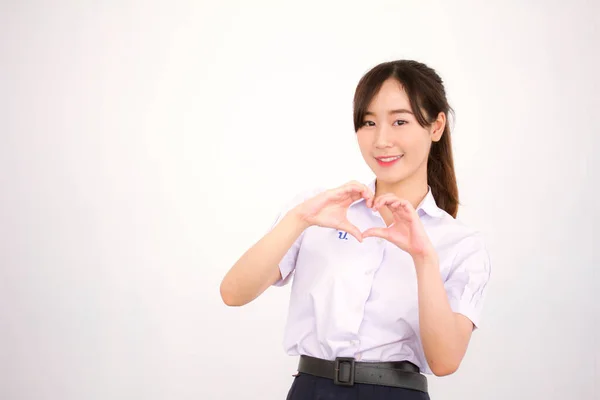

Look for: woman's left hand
[362,193,434,258]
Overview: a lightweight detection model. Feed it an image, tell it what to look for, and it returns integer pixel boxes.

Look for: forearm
[220,210,309,306]
[414,251,467,376]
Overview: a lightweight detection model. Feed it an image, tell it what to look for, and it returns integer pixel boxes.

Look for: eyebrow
[364,109,414,116]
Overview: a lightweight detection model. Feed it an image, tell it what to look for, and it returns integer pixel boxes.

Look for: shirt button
[350,339,359,346]
[356,352,362,360]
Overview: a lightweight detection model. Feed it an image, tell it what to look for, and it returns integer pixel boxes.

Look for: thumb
[338,221,363,243]
[362,227,390,240]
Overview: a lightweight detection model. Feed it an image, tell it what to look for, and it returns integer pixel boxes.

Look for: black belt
[297,355,428,393]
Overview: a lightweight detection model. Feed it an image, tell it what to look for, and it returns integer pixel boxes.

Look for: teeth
[379,156,401,162]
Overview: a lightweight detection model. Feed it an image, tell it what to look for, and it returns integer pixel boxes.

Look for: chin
[373,168,410,184]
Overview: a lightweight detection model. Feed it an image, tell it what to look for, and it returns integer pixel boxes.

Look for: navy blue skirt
[286,372,431,400]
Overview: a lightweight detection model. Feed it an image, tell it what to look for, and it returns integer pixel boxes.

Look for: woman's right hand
[291,181,374,242]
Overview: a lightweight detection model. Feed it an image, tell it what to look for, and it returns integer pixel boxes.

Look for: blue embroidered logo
[338,231,348,240]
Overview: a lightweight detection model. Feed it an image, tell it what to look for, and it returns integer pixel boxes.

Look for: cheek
[405,129,431,148]
[356,135,372,154]
[402,134,432,160]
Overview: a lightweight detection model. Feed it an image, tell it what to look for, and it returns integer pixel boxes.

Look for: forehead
[368,79,411,111]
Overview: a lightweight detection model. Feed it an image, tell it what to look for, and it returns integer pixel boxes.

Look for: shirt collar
[358,178,445,218]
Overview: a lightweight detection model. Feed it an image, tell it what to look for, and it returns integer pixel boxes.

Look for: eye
[362,120,375,127]
[393,120,407,126]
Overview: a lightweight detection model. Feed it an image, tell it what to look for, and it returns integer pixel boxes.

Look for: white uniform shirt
[271,178,491,375]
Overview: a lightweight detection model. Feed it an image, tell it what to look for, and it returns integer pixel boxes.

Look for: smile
[375,155,403,166]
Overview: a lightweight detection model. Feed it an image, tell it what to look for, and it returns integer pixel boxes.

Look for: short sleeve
[269,187,324,287]
[444,234,492,329]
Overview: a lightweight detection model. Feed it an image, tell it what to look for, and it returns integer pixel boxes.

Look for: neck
[375,171,429,210]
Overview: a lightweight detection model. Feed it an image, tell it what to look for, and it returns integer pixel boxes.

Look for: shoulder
[429,215,492,307]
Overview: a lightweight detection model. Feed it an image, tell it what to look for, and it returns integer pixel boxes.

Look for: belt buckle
[334,357,355,386]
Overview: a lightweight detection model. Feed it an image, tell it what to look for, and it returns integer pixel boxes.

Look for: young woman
[220,60,491,400]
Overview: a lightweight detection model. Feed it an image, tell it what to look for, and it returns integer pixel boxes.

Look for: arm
[219,211,309,307]
[362,194,487,376]
[414,251,474,376]
[220,181,374,307]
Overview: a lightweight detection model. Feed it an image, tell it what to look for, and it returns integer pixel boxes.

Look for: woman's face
[356,78,444,186]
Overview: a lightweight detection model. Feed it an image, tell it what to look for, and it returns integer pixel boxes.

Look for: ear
[431,112,446,142]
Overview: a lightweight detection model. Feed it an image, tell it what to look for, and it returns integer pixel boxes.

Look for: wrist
[285,207,313,231]
[411,245,438,267]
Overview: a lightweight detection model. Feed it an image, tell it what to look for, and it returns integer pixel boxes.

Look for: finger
[399,199,415,211]
[389,199,410,213]
[388,200,417,222]
[349,181,375,205]
[363,188,374,208]
[374,195,416,213]
[328,187,354,203]
[372,194,388,210]
[337,181,363,194]
[346,190,363,203]
[362,227,390,240]
[338,221,363,242]
[373,193,399,210]
[337,181,374,205]
[356,182,375,208]
[395,199,416,213]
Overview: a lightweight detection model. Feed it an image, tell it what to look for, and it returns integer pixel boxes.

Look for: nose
[374,125,393,149]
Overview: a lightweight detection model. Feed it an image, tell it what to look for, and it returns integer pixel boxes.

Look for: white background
[1,1,598,399]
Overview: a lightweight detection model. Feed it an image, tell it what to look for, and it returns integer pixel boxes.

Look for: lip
[375,155,403,167]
